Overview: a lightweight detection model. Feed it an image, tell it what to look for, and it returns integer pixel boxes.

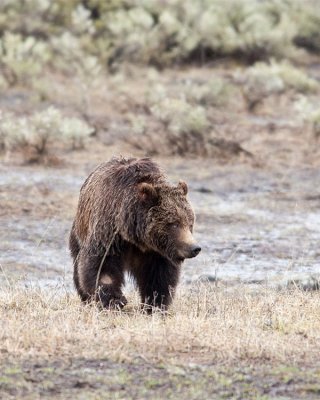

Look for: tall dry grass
[1,282,320,365]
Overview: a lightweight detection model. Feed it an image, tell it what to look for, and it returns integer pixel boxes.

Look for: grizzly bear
[69,157,201,311]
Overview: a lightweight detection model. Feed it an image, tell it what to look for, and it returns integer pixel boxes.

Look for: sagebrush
[0,0,320,76]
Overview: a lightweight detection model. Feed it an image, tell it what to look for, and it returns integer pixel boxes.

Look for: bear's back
[82,157,165,194]
[74,157,166,242]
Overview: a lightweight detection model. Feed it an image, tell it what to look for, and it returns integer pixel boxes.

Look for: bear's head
[138,181,201,263]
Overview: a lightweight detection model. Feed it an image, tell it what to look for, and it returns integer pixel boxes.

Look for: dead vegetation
[1,282,320,365]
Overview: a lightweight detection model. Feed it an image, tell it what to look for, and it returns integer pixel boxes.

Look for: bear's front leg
[135,254,180,313]
[77,247,127,309]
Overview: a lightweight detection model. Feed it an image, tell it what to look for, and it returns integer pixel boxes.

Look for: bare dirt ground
[1,66,320,399]
[1,141,319,289]
[2,358,320,400]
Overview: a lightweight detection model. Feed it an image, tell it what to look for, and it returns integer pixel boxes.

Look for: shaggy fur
[69,157,200,311]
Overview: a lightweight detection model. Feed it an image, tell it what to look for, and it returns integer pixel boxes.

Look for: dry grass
[1,282,320,366]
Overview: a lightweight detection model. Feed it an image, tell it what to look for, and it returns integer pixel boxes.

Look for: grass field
[1,282,320,399]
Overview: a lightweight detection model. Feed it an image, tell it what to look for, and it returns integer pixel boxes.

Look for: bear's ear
[138,183,159,205]
[178,180,188,196]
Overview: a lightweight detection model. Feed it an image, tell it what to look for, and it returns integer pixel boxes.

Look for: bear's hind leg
[69,227,89,302]
[96,254,127,309]
[78,247,127,309]
[135,254,180,312]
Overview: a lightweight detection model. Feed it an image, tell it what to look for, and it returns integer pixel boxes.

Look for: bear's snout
[176,228,201,260]
[189,245,201,258]
[183,244,201,259]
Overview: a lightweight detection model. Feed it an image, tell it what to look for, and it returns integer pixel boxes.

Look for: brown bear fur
[69,157,201,311]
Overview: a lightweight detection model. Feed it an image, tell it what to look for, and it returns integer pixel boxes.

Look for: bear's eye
[169,223,179,229]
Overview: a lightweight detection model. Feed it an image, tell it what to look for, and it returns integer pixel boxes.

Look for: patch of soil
[1,150,320,288]
[1,358,320,399]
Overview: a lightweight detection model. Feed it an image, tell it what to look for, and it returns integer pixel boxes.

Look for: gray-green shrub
[0,107,93,161]
[0,0,320,74]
